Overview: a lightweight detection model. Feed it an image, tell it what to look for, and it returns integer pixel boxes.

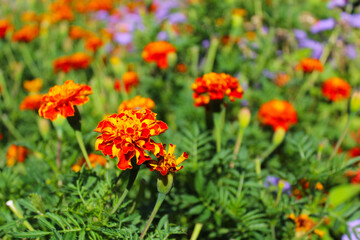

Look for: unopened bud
[157,172,174,194]
[167,52,177,68]
[272,127,286,145]
[238,107,251,128]
[38,118,50,138]
[350,90,360,113]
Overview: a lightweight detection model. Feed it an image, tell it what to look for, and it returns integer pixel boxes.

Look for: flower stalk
[6,200,34,231]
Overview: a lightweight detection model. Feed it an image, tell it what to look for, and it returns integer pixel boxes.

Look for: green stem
[6,200,34,231]
[329,115,353,161]
[190,46,199,77]
[214,106,226,153]
[0,70,11,108]
[110,166,140,215]
[233,127,244,160]
[139,193,166,239]
[204,37,219,74]
[190,223,203,240]
[0,113,23,140]
[19,44,41,77]
[74,130,92,169]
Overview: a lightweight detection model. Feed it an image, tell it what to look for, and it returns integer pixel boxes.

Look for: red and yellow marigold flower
[69,26,91,40]
[71,153,107,172]
[23,78,43,93]
[94,108,168,170]
[258,100,297,131]
[0,19,12,38]
[6,145,29,166]
[53,56,72,73]
[274,73,290,87]
[85,36,103,52]
[20,94,43,111]
[288,213,325,238]
[118,95,155,111]
[12,25,39,42]
[70,52,92,70]
[322,77,351,102]
[142,41,176,69]
[87,0,114,11]
[146,144,188,176]
[38,80,93,121]
[191,72,244,107]
[50,1,74,22]
[296,58,324,73]
[21,11,39,23]
[114,71,139,93]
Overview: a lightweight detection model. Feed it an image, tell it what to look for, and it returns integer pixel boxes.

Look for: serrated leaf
[10,231,52,238]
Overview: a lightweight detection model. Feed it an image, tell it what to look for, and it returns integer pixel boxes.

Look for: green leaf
[188,204,205,215]
[194,171,205,194]
[10,231,53,238]
[329,184,360,207]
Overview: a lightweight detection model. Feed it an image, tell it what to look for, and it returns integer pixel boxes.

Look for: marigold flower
[114,71,139,93]
[85,36,103,52]
[146,144,188,176]
[50,1,74,22]
[176,63,187,73]
[191,72,244,107]
[20,94,43,111]
[0,19,12,38]
[6,145,29,166]
[38,80,93,121]
[71,153,107,172]
[322,77,351,102]
[12,25,39,43]
[288,214,324,238]
[70,52,91,70]
[53,56,72,73]
[69,26,89,40]
[296,58,324,73]
[94,108,168,170]
[23,78,43,93]
[142,41,176,69]
[118,95,155,111]
[350,170,360,184]
[21,11,39,23]
[232,8,247,17]
[87,0,114,11]
[274,73,290,87]
[258,100,298,131]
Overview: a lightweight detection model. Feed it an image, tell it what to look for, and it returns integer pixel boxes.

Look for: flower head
[342,219,360,240]
[50,1,74,22]
[296,58,324,73]
[274,73,290,87]
[23,78,43,93]
[191,72,244,107]
[322,77,351,102]
[70,52,92,70]
[146,144,188,176]
[39,80,93,120]
[258,100,297,131]
[6,145,29,166]
[53,56,72,73]
[12,25,39,42]
[94,108,168,170]
[288,214,324,238]
[0,19,12,39]
[114,71,139,93]
[118,95,155,111]
[310,18,336,34]
[264,176,291,194]
[69,26,90,40]
[71,153,107,172]
[85,36,103,52]
[142,41,176,69]
[20,94,43,111]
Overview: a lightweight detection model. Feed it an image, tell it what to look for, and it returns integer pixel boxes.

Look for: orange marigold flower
[85,36,103,52]
[20,94,43,111]
[6,145,29,166]
[69,26,89,40]
[70,52,92,70]
[258,100,298,131]
[322,77,351,102]
[23,78,43,93]
[0,19,12,39]
[38,80,93,121]
[289,214,324,238]
[118,95,155,111]
[53,56,72,73]
[94,108,168,170]
[146,144,188,176]
[176,63,187,73]
[114,71,139,93]
[12,25,39,43]
[87,0,114,11]
[348,147,360,160]
[21,11,39,23]
[142,41,176,69]
[296,58,324,73]
[71,153,107,172]
[191,72,244,107]
[274,73,290,87]
[50,1,74,22]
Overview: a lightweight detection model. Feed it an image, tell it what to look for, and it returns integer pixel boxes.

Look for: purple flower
[310,18,336,34]
[95,10,109,21]
[157,31,168,40]
[298,39,324,59]
[154,0,181,22]
[327,0,347,9]
[168,12,187,24]
[264,176,291,194]
[202,39,210,48]
[345,45,356,59]
[342,219,360,240]
[341,13,360,28]
[293,29,307,40]
[241,99,249,107]
[263,69,275,79]
[113,32,133,45]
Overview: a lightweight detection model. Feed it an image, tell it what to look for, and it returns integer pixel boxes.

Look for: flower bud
[167,52,177,68]
[350,90,360,113]
[157,172,174,194]
[238,107,251,128]
[38,118,50,139]
[272,127,286,145]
